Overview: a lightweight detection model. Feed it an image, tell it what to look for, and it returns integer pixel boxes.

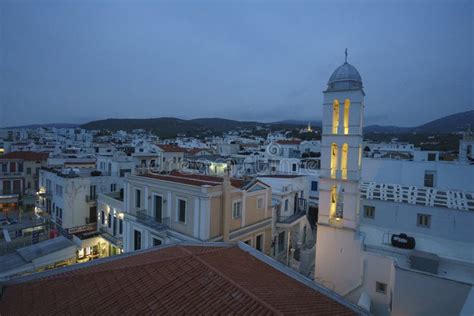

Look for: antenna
[345,48,348,63]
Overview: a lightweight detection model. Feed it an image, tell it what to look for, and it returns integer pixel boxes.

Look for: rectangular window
[12,180,21,194]
[18,163,23,172]
[364,205,375,219]
[424,171,436,188]
[55,185,63,197]
[278,231,285,253]
[135,189,141,208]
[133,230,141,251]
[256,234,263,252]
[417,213,431,228]
[26,167,32,175]
[154,195,163,222]
[1,163,6,172]
[90,185,96,199]
[284,199,289,211]
[119,219,123,234]
[292,164,297,172]
[153,238,162,247]
[427,153,436,161]
[232,201,241,218]
[257,197,264,210]
[111,183,116,192]
[311,181,318,191]
[376,282,387,294]
[101,210,105,225]
[108,213,112,228]
[177,199,186,223]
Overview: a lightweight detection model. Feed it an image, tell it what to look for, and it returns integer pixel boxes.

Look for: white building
[257,175,313,270]
[37,167,116,231]
[459,128,474,164]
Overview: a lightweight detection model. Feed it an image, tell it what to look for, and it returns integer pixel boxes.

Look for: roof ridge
[179,245,283,315]
[33,250,196,282]
[159,174,221,185]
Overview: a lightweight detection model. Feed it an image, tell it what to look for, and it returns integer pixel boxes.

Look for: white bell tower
[315,50,366,294]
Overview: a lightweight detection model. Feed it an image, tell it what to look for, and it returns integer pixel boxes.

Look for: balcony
[85,194,98,203]
[99,227,123,248]
[136,210,169,231]
[0,171,24,177]
[276,210,307,225]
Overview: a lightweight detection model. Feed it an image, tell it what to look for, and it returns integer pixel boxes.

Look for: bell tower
[315,50,366,294]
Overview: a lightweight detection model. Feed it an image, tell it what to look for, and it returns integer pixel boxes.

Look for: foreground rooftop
[0,243,365,315]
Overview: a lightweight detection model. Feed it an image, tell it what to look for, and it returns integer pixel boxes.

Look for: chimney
[222,167,231,242]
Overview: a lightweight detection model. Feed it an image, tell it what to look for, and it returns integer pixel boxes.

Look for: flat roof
[360,224,474,284]
[0,236,75,273]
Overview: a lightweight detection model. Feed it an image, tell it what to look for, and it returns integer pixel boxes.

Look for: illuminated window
[343,99,350,134]
[358,145,362,170]
[341,143,348,180]
[330,185,337,219]
[331,143,338,178]
[332,99,339,134]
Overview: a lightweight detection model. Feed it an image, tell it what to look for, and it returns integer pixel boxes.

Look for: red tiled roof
[140,171,249,189]
[141,173,220,187]
[276,139,301,145]
[156,144,188,153]
[259,175,303,178]
[64,161,95,165]
[0,245,357,315]
[0,151,49,161]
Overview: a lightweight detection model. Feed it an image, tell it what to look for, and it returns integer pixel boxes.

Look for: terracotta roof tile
[0,151,49,161]
[139,171,251,189]
[156,144,188,153]
[0,245,357,315]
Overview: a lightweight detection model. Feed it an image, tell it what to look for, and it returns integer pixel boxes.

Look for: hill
[413,110,474,133]
[76,110,474,138]
[364,110,473,134]
[81,117,268,138]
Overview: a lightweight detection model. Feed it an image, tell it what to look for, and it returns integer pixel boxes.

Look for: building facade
[115,171,273,255]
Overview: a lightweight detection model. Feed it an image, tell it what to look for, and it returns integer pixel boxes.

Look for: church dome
[326,50,363,92]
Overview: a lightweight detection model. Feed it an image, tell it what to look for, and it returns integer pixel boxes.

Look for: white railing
[360,182,474,212]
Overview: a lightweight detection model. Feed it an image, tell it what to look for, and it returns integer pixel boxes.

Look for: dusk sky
[0,0,472,127]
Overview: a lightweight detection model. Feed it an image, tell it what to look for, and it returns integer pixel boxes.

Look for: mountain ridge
[3,110,472,137]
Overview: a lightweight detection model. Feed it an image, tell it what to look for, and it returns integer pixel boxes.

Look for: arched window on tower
[341,143,348,180]
[331,143,338,178]
[332,100,339,134]
[330,185,337,219]
[343,99,350,135]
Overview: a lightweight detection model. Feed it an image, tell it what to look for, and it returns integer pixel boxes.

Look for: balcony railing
[85,194,98,203]
[0,171,24,177]
[276,210,307,224]
[136,210,169,231]
[99,227,123,247]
